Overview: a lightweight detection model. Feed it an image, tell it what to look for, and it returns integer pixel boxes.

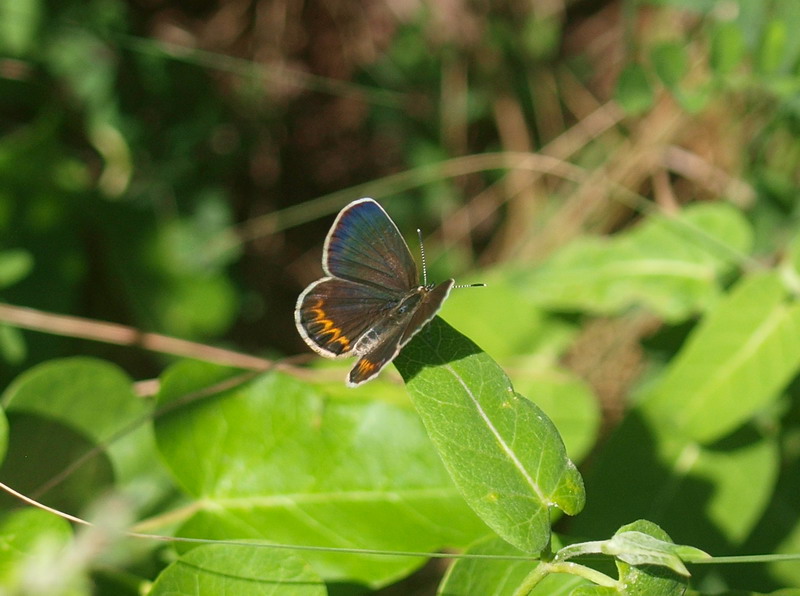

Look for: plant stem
[513,560,619,595]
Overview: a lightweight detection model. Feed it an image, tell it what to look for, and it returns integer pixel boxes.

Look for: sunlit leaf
[440,270,553,360]
[154,362,490,588]
[573,412,779,551]
[150,543,326,596]
[439,534,587,595]
[602,530,708,576]
[0,508,74,591]
[608,520,689,595]
[396,317,585,554]
[711,22,745,76]
[615,63,654,115]
[758,20,787,75]
[0,0,41,56]
[0,407,7,466]
[516,203,751,322]
[0,324,26,365]
[0,249,33,288]
[651,42,688,89]
[512,367,600,465]
[643,272,800,442]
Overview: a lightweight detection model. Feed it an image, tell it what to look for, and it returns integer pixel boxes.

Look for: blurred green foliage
[1,0,800,594]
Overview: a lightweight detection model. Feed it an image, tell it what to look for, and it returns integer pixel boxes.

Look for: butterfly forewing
[324,198,418,293]
[295,277,398,357]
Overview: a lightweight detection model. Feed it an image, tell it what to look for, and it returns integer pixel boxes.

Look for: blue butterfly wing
[323,198,418,293]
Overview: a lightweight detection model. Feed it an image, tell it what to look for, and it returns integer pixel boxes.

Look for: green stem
[513,560,620,596]
[554,540,607,561]
[512,561,550,596]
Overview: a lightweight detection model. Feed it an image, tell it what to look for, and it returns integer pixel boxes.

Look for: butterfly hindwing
[347,280,454,386]
[348,324,407,386]
[295,277,398,357]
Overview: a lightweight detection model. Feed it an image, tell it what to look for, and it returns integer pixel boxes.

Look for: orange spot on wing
[307,299,351,350]
[356,359,377,375]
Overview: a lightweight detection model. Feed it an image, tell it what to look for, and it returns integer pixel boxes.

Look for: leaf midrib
[203,486,466,506]
[545,260,714,281]
[672,303,790,431]
[442,362,548,504]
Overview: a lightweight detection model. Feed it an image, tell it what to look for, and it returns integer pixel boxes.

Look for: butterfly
[294,198,481,386]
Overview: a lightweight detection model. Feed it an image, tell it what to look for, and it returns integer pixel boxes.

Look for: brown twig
[0,302,278,371]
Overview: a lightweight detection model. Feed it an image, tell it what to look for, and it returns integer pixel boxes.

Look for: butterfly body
[295,198,454,386]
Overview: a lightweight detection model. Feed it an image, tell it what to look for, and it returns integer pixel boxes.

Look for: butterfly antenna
[418,228,485,289]
[417,228,428,286]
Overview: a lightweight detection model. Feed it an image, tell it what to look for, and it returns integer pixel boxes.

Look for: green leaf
[602,530,707,577]
[513,368,600,464]
[0,508,74,591]
[395,317,585,554]
[0,249,33,288]
[440,270,553,360]
[0,407,7,466]
[1,357,153,481]
[768,479,800,587]
[0,412,115,513]
[558,520,708,577]
[615,63,655,115]
[571,588,618,596]
[438,535,587,595]
[710,22,745,76]
[153,273,238,338]
[438,272,596,464]
[439,536,531,595]
[642,272,800,442]
[154,363,489,588]
[758,20,787,75]
[610,520,690,595]
[521,15,561,60]
[0,0,41,56]
[2,357,142,442]
[649,41,711,112]
[566,521,691,595]
[517,203,751,322]
[651,42,688,89]
[0,358,169,517]
[149,543,326,596]
[672,85,712,114]
[573,412,779,550]
[44,30,115,118]
[757,427,800,587]
[0,324,26,365]
[782,228,800,294]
